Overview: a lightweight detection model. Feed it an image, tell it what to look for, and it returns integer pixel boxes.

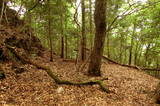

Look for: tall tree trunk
[88,0,107,76]
[157,58,159,69]
[145,43,151,66]
[119,34,123,63]
[137,45,143,66]
[106,32,110,58]
[65,36,68,58]
[60,0,64,58]
[64,19,68,58]
[89,0,93,50]
[48,0,53,61]
[80,0,86,61]
[129,25,135,65]
[134,41,139,65]
[124,47,127,64]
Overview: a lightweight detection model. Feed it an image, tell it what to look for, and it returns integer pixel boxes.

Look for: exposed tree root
[6,45,110,93]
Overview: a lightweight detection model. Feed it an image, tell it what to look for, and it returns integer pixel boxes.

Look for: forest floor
[0,6,159,106]
[0,51,159,106]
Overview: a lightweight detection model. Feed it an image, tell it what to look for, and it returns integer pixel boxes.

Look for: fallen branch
[85,48,160,71]
[6,45,110,93]
[102,56,160,71]
[141,68,160,71]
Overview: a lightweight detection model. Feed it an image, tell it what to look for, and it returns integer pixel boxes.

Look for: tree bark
[65,35,68,58]
[134,42,138,65]
[89,0,93,50]
[60,0,64,58]
[80,0,86,61]
[88,0,107,76]
[129,24,135,65]
[145,43,151,66]
[119,33,123,63]
[106,32,110,58]
[137,45,143,66]
[48,0,53,61]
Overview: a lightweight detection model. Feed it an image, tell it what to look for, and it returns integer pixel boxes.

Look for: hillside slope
[0,51,159,106]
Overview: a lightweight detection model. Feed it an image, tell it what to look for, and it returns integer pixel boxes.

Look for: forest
[0,0,160,105]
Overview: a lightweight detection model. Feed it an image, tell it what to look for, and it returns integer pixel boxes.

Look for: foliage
[8,0,160,68]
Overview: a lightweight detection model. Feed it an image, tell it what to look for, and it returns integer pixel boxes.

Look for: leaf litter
[0,51,159,106]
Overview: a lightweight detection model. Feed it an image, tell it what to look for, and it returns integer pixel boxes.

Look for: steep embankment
[0,6,45,78]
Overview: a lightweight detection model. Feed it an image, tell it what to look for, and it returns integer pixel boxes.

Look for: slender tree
[60,0,64,58]
[134,41,139,65]
[80,0,86,61]
[89,0,93,50]
[48,0,53,61]
[129,24,135,65]
[88,0,107,76]
[65,22,68,58]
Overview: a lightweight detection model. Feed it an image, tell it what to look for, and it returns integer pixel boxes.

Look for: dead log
[6,45,110,93]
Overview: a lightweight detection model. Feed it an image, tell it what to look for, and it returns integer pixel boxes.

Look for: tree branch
[107,1,160,32]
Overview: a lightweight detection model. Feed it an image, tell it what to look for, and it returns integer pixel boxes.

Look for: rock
[56,87,64,93]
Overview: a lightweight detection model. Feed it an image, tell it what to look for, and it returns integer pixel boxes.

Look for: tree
[80,0,86,61]
[129,24,136,65]
[47,0,53,61]
[88,0,107,76]
[60,0,64,58]
[89,0,93,50]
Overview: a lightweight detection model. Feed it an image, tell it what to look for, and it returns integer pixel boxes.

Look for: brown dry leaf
[0,53,159,106]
